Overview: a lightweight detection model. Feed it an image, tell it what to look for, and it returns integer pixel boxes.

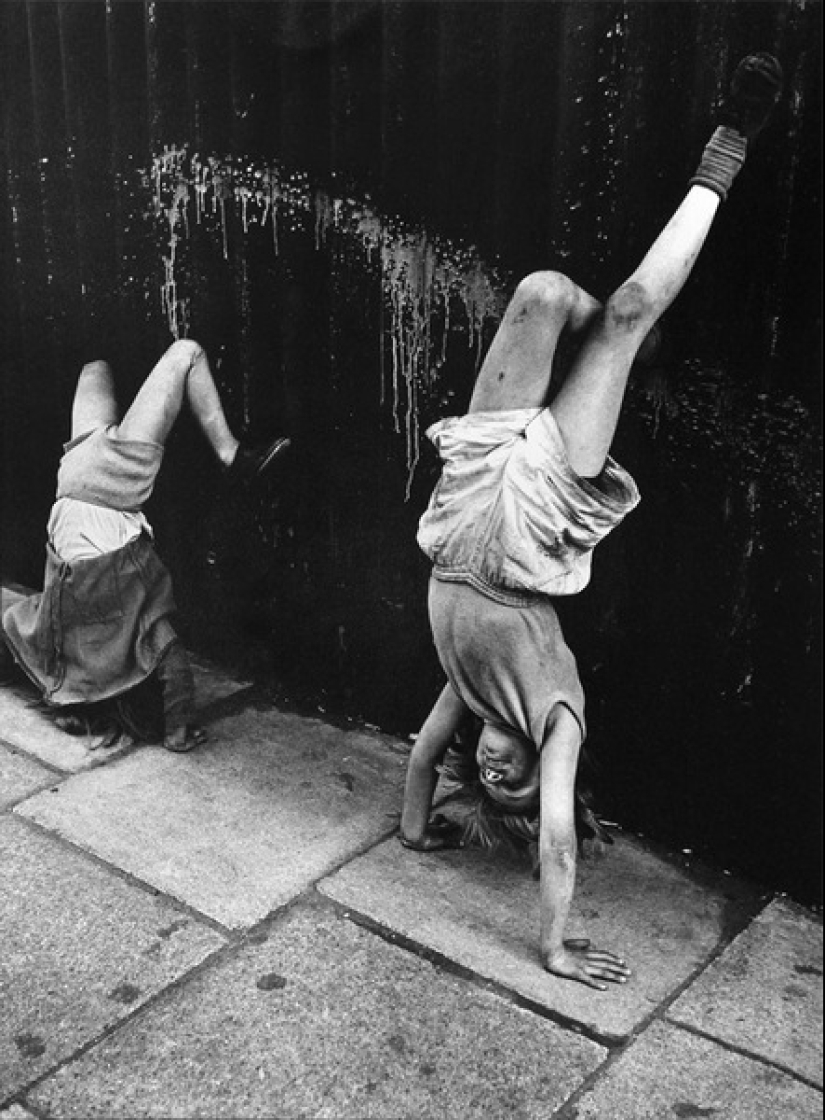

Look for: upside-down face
[476,722,540,811]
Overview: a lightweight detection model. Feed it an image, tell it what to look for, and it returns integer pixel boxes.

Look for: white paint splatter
[148,147,505,493]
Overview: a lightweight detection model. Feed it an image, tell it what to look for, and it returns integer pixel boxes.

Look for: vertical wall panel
[1,0,821,901]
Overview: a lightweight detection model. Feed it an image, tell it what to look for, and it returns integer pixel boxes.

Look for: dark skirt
[1,534,178,706]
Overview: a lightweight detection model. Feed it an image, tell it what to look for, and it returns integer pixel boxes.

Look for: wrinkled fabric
[57,426,164,512]
[428,576,585,748]
[1,535,178,706]
[48,497,152,562]
[417,408,640,601]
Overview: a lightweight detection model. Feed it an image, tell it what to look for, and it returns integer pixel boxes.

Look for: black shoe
[226,436,291,487]
[720,53,784,140]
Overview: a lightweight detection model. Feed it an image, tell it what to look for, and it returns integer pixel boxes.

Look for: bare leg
[117,339,239,465]
[550,185,721,476]
[549,51,784,478]
[70,360,120,440]
[400,682,470,849]
[469,272,602,413]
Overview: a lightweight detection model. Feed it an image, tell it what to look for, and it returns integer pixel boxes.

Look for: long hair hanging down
[437,716,613,874]
[35,676,164,748]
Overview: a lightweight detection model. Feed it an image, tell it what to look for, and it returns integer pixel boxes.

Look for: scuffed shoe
[720,53,784,139]
[226,436,291,487]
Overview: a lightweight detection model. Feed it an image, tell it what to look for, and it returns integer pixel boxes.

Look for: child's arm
[400,683,468,850]
[155,639,206,752]
[539,708,630,989]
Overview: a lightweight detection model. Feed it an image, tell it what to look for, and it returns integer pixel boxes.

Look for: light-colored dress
[418,407,640,747]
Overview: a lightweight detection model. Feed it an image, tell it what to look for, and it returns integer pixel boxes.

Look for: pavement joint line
[0,889,335,1110]
[0,717,143,773]
[2,779,68,813]
[5,727,404,939]
[565,886,776,1055]
[316,830,773,1048]
[554,901,823,1119]
[1,890,357,1113]
[0,932,234,1113]
[550,1032,646,1120]
[0,734,71,776]
[0,734,66,776]
[7,809,236,942]
[4,1095,47,1120]
[661,1015,825,1093]
[318,890,631,1050]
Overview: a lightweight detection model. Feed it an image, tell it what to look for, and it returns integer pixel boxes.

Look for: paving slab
[16,706,408,928]
[0,815,226,1105]
[0,680,133,773]
[0,660,248,774]
[0,742,57,809]
[668,896,823,1086]
[29,901,606,1119]
[569,1019,822,1119]
[320,833,758,1043]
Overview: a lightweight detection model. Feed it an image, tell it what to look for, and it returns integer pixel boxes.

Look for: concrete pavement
[0,651,821,1118]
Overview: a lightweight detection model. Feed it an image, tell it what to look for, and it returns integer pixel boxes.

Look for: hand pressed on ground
[545,938,631,991]
[163,724,208,753]
[399,813,464,851]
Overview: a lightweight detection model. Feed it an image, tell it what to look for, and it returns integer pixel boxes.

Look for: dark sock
[689,53,783,200]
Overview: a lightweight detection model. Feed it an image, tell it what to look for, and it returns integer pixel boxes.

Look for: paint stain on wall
[148,147,505,493]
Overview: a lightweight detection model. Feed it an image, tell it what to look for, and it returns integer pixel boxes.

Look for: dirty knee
[164,338,204,373]
[510,271,576,322]
[602,282,656,336]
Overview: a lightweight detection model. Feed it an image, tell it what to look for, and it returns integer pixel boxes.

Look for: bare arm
[539,708,630,989]
[156,639,206,753]
[400,683,469,849]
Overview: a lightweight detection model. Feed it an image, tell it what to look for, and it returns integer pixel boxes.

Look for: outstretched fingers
[546,942,632,990]
[163,724,208,753]
[580,950,631,987]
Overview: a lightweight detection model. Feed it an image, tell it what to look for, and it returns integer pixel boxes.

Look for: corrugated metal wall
[1,0,821,900]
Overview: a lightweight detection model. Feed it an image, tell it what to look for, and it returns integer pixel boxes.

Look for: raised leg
[117,340,239,465]
[549,52,783,478]
[550,185,721,477]
[469,271,602,413]
[70,360,119,440]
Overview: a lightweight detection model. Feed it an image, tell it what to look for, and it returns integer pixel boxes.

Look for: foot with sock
[226,435,292,487]
[690,52,784,200]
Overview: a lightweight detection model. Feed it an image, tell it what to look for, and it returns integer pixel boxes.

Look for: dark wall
[1,1,821,902]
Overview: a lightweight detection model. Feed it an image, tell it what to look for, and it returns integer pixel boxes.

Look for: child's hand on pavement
[544,939,631,990]
[399,813,464,851]
[163,724,208,753]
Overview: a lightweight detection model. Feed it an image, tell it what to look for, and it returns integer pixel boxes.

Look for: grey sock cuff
[689,126,748,201]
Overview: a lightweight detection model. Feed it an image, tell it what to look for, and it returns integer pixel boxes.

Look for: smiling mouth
[482,767,506,784]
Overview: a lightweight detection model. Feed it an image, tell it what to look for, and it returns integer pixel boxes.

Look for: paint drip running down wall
[148,147,506,492]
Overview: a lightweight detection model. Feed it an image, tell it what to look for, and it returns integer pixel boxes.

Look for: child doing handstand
[1,340,289,751]
[401,54,783,989]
